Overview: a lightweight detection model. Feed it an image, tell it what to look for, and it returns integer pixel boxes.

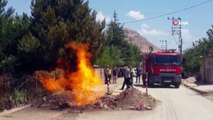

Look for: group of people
[120,66,142,90]
[104,67,118,85]
[104,66,142,90]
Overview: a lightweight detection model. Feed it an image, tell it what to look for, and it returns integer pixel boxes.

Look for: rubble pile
[31,91,74,109]
[113,88,157,110]
[32,88,158,111]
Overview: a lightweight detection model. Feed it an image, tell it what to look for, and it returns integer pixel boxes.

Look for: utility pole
[178,17,183,56]
[167,17,183,56]
[160,40,167,50]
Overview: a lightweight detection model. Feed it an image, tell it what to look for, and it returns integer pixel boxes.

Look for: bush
[0,74,47,111]
[0,74,13,111]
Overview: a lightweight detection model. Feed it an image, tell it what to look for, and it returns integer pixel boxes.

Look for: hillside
[123,28,159,52]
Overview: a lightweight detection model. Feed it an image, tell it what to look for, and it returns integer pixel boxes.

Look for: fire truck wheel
[174,83,180,88]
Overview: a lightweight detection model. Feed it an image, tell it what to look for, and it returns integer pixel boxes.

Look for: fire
[37,42,105,106]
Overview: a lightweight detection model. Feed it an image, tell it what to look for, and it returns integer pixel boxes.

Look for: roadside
[182,77,213,101]
[2,77,213,120]
[0,77,125,120]
[0,105,31,117]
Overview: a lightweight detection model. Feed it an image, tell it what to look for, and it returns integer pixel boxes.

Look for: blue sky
[6,0,213,50]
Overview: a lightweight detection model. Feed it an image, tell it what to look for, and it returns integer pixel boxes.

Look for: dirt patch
[32,88,158,111]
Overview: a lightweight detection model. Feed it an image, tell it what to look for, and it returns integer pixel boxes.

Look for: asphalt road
[1,78,213,120]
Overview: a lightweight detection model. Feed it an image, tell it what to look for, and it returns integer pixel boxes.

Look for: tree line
[0,0,141,76]
[183,26,213,75]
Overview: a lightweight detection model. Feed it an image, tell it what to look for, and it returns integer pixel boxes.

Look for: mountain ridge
[124,28,159,52]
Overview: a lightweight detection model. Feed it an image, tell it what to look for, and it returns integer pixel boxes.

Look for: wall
[200,54,213,83]
[94,68,105,82]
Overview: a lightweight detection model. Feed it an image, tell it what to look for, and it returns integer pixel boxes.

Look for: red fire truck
[142,49,182,88]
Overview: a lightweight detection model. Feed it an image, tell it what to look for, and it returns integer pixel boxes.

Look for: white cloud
[141,24,149,29]
[138,24,168,36]
[126,10,145,20]
[137,24,197,50]
[181,28,198,49]
[182,29,191,40]
[96,11,111,23]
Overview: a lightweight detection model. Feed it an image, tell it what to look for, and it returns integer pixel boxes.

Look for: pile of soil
[113,88,158,110]
[32,88,158,111]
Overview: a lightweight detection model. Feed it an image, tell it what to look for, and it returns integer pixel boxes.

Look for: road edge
[0,104,31,117]
[182,83,208,95]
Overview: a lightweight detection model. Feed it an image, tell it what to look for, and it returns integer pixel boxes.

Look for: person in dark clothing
[104,67,108,84]
[120,67,131,90]
[136,67,142,83]
[112,67,118,84]
[142,72,147,86]
[130,67,134,85]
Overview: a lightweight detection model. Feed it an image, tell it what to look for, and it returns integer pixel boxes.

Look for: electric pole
[160,40,167,50]
[178,17,183,56]
[167,17,183,56]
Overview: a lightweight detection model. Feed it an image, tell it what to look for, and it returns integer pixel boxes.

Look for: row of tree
[0,0,141,75]
[183,26,213,74]
[95,12,141,67]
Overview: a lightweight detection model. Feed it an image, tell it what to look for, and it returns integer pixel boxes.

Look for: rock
[144,106,152,110]
[103,104,109,109]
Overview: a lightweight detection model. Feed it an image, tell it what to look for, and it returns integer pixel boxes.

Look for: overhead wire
[171,0,192,46]
[122,0,213,24]
[172,35,178,45]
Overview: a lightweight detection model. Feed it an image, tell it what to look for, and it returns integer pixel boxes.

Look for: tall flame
[37,42,105,106]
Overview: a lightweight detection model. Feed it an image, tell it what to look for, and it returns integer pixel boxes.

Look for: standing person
[136,67,142,83]
[112,67,118,84]
[120,67,131,90]
[130,66,134,85]
[107,67,112,84]
[104,67,108,84]
[142,70,147,86]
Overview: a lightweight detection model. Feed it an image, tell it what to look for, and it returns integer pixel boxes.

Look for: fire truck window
[155,55,180,65]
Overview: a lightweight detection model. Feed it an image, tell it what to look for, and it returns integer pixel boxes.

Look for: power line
[172,35,178,46]
[123,0,213,24]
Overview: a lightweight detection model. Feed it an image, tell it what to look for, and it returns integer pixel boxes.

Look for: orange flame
[37,42,105,106]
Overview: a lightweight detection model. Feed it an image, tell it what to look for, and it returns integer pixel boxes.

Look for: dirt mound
[114,88,157,109]
[32,88,158,111]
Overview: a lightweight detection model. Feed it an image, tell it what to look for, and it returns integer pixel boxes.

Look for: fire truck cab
[142,49,182,88]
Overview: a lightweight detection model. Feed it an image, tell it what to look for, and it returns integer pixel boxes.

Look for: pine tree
[106,11,126,47]
[30,0,105,70]
[0,0,30,73]
[97,12,141,67]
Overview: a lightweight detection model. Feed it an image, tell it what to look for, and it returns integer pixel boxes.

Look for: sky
[5,0,213,51]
